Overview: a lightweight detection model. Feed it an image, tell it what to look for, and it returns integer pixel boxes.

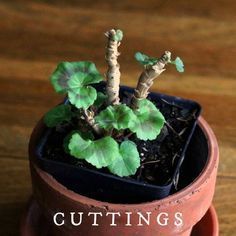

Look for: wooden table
[0,1,235,235]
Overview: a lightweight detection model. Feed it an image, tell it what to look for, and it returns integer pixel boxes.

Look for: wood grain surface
[0,1,235,235]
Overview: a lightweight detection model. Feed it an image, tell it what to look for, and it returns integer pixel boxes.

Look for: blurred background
[0,0,235,235]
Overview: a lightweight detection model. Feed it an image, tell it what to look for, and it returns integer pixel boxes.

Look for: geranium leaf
[68,72,100,93]
[64,130,94,154]
[70,62,103,86]
[95,104,137,130]
[50,61,103,94]
[130,99,165,140]
[135,52,149,64]
[113,29,123,41]
[68,86,97,109]
[175,57,184,72]
[68,133,119,168]
[43,104,73,127]
[135,52,158,66]
[50,62,74,94]
[68,133,92,158]
[108,141,140,177]
[171,57,184,73]
[84,137,119,168]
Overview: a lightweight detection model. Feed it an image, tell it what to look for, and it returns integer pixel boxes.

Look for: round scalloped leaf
[130,99,165,140]
[95,104,137,131]
[84,137,119,168]
[64,130,94,154]
[68,133,119,169]
[68,133,92,158]
[175,57,184,72]
[108,141,140,177]
[76,61,104,85]
[68,86,97,109]
[50,61,103,94]
[135,52,158,66]
[113,29,123,41]
[68,71,101,93]
[43,104,73,127]
[50,62,74,94]
[135,52,148,64]
[171,57,184,73]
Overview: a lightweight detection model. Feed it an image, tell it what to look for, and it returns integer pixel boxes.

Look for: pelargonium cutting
[44,29,184,177]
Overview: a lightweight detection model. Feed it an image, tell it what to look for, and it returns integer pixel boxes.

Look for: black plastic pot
[35,84,201,203]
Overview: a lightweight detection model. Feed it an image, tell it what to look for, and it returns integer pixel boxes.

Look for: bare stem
[131,51,171,108]
[105,29,122,105]
[83,109,102,135]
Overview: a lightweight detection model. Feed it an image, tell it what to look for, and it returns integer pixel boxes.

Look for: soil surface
[42,89,200,187]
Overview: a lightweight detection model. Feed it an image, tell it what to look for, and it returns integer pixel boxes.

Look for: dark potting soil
[43,91,199,187]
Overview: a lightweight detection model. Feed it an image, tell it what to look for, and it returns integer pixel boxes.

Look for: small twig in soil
[165,122,182,140]
[172,153,179,166]
[173,172,180,190]
[165,178,172,185]
[178,127,188,136]
[176,117,191,122]
[141,147,148,152]
[142,160,161,165]
[137,165,144,181]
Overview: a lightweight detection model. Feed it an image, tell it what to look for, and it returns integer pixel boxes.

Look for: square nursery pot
[35,84,202,203]
[26,85,219,236]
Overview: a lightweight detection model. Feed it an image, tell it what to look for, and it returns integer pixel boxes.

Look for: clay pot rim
[32,116,219,209]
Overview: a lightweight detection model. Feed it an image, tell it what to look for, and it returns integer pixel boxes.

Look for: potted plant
[24,29,219,236]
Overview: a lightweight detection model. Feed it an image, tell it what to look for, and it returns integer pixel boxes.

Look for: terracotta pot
[191,205,219,236]
[28,116,219,236]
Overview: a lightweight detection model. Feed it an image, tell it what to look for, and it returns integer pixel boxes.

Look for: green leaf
[50,61,103,94]
[68,133,119,168]
[135,52,149,63]
[74,61,103,85]
[95,104,137,131]
[135,52,158,66]
[93,92,107,108]
[50,62,74,94]
[68,133,92,158]
[68,86,97,109]
[84,137,119,168]
[171,57,184,73]
[113,29,123,41]
[64,130,94,154]
[130,99,165,140]
[43,104,73,127]
[108,141,140,177]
